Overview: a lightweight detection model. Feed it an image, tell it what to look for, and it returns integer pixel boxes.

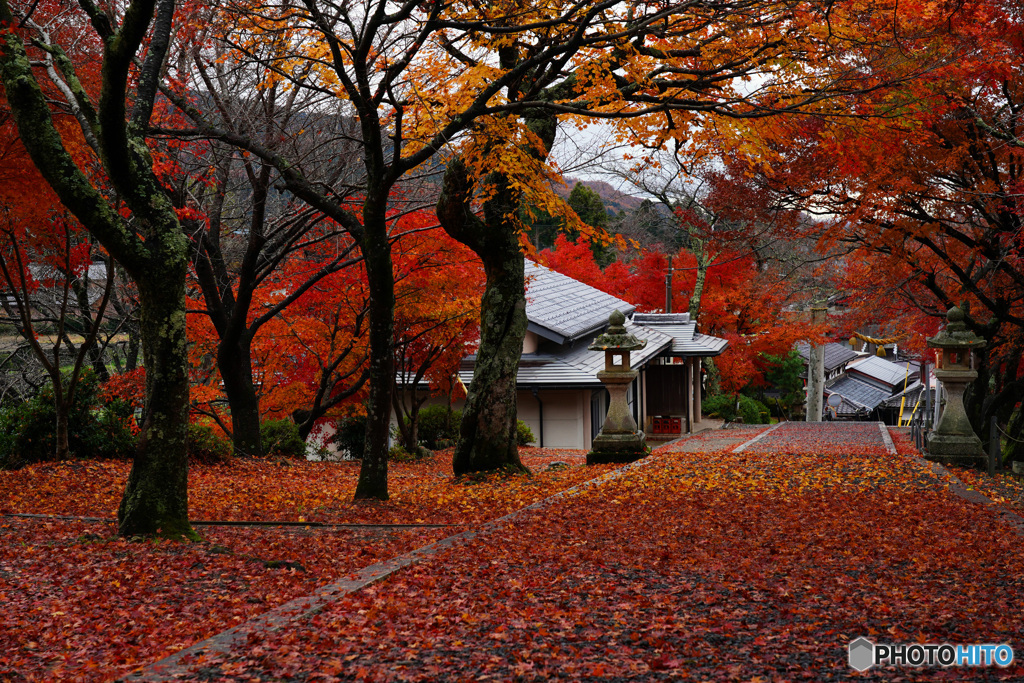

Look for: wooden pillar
[692,358,702,425]
[685,358,694,433]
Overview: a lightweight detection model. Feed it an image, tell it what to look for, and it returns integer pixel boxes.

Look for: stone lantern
[926,306,987,465]
[587,310,648,465]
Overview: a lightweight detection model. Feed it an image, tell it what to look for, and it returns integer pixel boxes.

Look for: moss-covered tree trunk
[437,159,528,475]
[2,0,194,538]
[454,246,528,474]
[117,275,192,537]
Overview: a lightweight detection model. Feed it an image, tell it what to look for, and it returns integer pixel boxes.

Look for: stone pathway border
[2,512,456,530]
[123,452,667,680]
[878,421,897,454]
[731,422,784,453]
[891,427,1024,538]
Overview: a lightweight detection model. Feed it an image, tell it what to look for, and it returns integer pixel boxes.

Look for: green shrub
[415,405,462,450]
[331,415,367,459]
[703,393,770,424]
[516,420,535,446]
[389,445,423,462]
[738,395,771,425]
[261,419,306,458]
[0,369,137,470]
[703,393,739,421]
[188,422,231,464]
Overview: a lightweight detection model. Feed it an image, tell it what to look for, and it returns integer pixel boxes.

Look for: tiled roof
[455,264,728,389]
[462,319,673,388]
[824,376,892,413]
[847,355,918,388]
[632,313,729,357]
[796,342,861,373]
[524,261,635,343]
[881,380,941,409]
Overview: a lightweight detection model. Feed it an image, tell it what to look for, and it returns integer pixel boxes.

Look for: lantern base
[587,431,648,464]
[926,431,985,467]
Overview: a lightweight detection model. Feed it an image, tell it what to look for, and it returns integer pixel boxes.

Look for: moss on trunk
[118,280,194,538]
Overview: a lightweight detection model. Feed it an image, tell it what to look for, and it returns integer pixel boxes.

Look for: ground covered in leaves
[0,450,596,680]
[4,425,1024,681]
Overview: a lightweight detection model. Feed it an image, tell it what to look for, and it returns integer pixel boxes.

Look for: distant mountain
[557,177,646,214]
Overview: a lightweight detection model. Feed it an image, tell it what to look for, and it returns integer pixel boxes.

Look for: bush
[415,405,462,450]
[516,420,535,446]
[738,395,771,425]
[188,422,231,464]
[261,419,306,458]
[703,393,739,421]
[0,369,137,470]
[389,444,430,462]
[331,415,367,459]
[703,393,771,424]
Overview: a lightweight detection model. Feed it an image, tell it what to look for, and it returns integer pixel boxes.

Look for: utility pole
[665,255,673,313]
[805,305,827,422]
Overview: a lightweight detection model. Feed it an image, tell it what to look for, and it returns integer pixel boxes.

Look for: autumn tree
[1,0,196,536]
[161,129,362,457]
[0,207,115,461]
[160,0,956,484]
[737,0,1024,458]
[391,226,482,457]
[541,234,822,392]
[435,0,950,471]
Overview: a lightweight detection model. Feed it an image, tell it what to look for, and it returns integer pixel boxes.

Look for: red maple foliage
[539,236,825,391]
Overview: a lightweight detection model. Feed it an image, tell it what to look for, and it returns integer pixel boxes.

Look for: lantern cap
[589,310,647,352]
[927,306,986,350]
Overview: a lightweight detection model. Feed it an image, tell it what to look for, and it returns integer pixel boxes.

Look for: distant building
[401,261,729,449]
[814,353,922,422]
[796,341,860,381]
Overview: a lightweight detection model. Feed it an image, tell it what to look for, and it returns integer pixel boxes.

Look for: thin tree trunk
[55,396,71,461]
[354,210,394,500]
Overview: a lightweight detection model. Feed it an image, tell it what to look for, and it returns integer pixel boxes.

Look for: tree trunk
[688,242,712,319]
[117,278,194,539]
[55,395,71,461]
[353,211,394,500]
[453,249,528,474]
[218,340,263,457]
[437,159,528,475]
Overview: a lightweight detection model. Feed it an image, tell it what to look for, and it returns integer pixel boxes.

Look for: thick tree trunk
[117,278,194,539]
[354,213,394,500]
[218,341,263,457]
[437,159,528,475]
[453,248,528,474]
[2,0,193,539]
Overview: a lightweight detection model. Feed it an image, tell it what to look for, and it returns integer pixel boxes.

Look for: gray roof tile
[825,376,892,412]
[524,261,634,343]
[632,313,728,356]
[462,320,673,388]
[847,355,918,388]
[796,342,861,373]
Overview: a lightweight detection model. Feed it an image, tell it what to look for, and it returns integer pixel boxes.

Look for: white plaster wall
[518,389,588,449]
